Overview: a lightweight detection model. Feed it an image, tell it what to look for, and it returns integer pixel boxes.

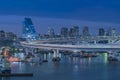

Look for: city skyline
[0,15,120,36]
[0,0,120,36]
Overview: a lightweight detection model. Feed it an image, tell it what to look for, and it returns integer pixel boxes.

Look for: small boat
[108,56,118,61]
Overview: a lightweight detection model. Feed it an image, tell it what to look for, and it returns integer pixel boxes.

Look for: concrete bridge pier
[52,49,61,62]
[31,48,34,55]
[34,48,39,53]
[25,48,28,55]
[42,51,48,62]
[94,40,97,44]
[25,47,35,57]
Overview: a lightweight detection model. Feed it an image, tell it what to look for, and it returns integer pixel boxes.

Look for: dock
[0,73,33,77]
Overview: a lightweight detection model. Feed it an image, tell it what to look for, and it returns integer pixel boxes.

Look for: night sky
[0,0,120,36]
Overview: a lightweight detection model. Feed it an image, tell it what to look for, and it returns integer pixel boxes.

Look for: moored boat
[108,56,118,61]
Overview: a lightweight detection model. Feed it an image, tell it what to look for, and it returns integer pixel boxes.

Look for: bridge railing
[21,41,120,49]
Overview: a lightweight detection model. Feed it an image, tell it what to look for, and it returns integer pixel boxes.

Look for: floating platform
[0,73,33,77]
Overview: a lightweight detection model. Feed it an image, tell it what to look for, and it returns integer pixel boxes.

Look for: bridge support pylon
[52,49,61,62]
[25,48,28,55]
[31,48,34,55]
[42,51,48,62]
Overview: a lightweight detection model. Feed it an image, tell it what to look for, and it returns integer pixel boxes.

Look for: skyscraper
[69,27,74,37]
[22,18,38,40]
[69,26,79,37]
[73,26,79,37]
[107,27,117,36]
[61,27,68,37]
[83,26,89,37]
[99,28,105,36]
[48,27,55,38]
[111,28,117,36]
[0,30,5,39]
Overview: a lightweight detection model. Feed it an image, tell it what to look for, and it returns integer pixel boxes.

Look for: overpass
[20,41,120,51]
[21,42,120,54]
[20,40,120,61]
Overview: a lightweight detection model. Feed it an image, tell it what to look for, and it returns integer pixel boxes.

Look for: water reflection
[53,62,59,68]
[88,57,91,64]
[1,52,120,80]
[73,57,78,64]
[73,64,79,72]
[1,77,10,80]
[103,53,108,64]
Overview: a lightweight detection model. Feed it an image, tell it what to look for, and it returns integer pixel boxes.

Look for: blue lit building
[22,18,38,40]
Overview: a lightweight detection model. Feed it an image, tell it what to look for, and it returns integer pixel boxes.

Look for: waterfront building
[107,27,117,36]
[83,26,89,37]
[48,27,55,38]
[43,34,50,39]
[106,27,112,36]
[111,28,117,36]
[61,27,68,37]
[0,30,5,39]
[69,27,74,37]
[22,17,38,40]
[99,28,105,36]
[73,26,79,37]
[5,32,17,40]
[69,26,79,37]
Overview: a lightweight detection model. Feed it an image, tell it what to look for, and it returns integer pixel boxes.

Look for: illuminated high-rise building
[22,18,38,40]
[111,28,117,36]
[99,28,105,36]
[69,26,79,37]
[107,27,117,36]
[0,30,5,39]
[73,26,79,37]
[48,27,55,38]
[83,26,89,36]
[69,27,74,37]
[61,27,68,37]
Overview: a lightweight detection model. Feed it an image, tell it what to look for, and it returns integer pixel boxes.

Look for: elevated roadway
[20,41,120,51]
